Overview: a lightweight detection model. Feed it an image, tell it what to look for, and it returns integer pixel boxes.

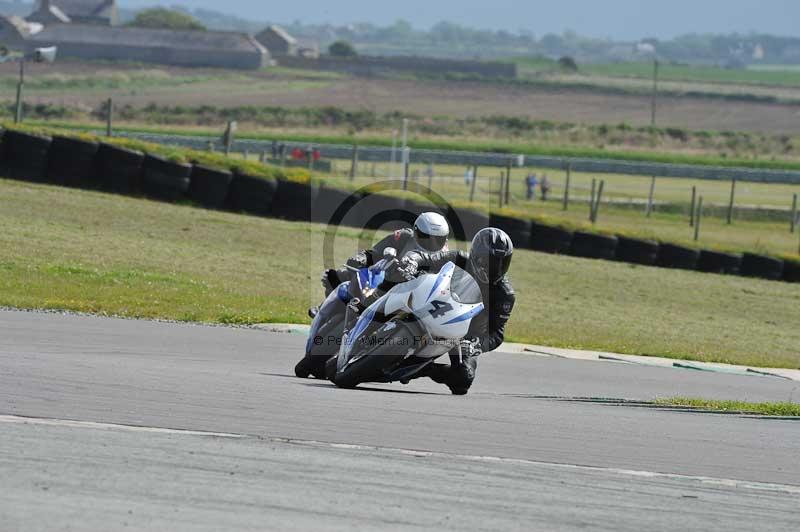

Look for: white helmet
[414,212,450,252]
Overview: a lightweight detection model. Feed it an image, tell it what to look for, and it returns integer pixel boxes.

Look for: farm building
[27,24,270,70]
[0,15,35,46]
[28,0,118,26]
[255,25,297,56]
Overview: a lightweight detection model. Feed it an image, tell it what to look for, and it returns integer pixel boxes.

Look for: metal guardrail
[111,131,800,185]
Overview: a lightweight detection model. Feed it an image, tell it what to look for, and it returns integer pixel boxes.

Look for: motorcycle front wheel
[332,323,415,389]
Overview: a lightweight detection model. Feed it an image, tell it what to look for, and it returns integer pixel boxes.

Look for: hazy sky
[123,0,800,39]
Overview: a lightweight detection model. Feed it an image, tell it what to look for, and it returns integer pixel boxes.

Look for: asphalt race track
[1,309,799,531]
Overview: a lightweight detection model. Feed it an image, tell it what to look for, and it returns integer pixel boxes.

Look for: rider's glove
[400,256,418,277]
[460,338,482,358]
[321,269,339,295]
[346,251,368,269]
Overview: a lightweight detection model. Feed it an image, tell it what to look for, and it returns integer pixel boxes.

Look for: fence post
[790,193,797,233]
[589,178,597,221]
[646,176,656,217]
[105,98,113,137]
[504,159,512,205]
[591,180,605,224]
[694,196,703,241]
[469,165,478,203]
[223,121,236,156]
[498,171,505,208]
[562,162,571,211]
[349,145,359,180]
[402,147,411,190]
[244,149,249,161]
[727,179,737,225]
[259,150,266,163]
[14,59,24,124]
[689,186,696,227]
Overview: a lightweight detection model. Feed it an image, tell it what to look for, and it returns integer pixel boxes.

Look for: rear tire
[325,356,338,383]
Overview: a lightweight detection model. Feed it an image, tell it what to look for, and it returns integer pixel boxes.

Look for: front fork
[342,297,361,338]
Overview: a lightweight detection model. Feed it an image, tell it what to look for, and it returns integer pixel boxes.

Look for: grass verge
[654,398,800,416]
[1,178,799,369]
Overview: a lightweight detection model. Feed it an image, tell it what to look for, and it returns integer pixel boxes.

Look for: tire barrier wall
[615,237,659,266]
[141,154,192,202]
[111,131,800,185]
[94,143,145,194]
[47,136,99,188]
[226,172,277,216]
[1,129,797,283]
[530,222,573,254]
[569,231,618,261]
[489,214,533,250]
[697,250,742,275]
[0,130,52,182]
[657,244,701,271]
[188,165,233,210]
[739,253,784,281]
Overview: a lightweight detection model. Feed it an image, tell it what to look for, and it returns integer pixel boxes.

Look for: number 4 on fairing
[429,300,453,318]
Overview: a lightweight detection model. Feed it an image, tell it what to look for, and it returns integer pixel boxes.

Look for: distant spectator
[525,173,538,200]
[426,164,435,179]
[271,140,278,158]
[292,148,304,160]
[540,174,551,201]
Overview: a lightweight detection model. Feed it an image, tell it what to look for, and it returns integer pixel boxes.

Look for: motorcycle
[325,260,484,389]
[295,248,403,379]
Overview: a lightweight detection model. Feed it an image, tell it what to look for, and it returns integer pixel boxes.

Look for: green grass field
[1,177,798,368]
[654,398,800,416]
[583,63,800,88]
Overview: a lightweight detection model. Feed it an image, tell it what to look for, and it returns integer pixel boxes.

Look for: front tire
[294,357,313,378]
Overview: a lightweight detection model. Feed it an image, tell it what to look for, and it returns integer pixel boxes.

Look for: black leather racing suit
[409,250,516,394]
[323,228,438,295]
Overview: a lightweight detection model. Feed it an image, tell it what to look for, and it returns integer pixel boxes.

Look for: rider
[403,227,515,395]
[317,211,451,301]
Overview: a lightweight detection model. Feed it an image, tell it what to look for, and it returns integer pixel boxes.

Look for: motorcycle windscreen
[449,266,482,305]
[356,262,386,299]
[414,263,484,341]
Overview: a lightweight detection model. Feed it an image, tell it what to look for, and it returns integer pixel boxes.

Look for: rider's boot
[424,355,477,395]
[308,306,319,319]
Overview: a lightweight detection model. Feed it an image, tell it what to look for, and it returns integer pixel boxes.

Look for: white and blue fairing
[339,262,484,364]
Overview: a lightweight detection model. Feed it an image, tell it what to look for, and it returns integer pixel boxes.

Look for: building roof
[262,25,297,45]
[0,15,35,40]
[30,23,268,54]
[35,0,115,20]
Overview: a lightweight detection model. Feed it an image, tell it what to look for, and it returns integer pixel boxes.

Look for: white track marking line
[275,438,800,496]
[3,414,798,495]
[0,415,245,438]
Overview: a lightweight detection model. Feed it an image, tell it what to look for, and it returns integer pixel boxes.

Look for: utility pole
[650,59,659,127]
